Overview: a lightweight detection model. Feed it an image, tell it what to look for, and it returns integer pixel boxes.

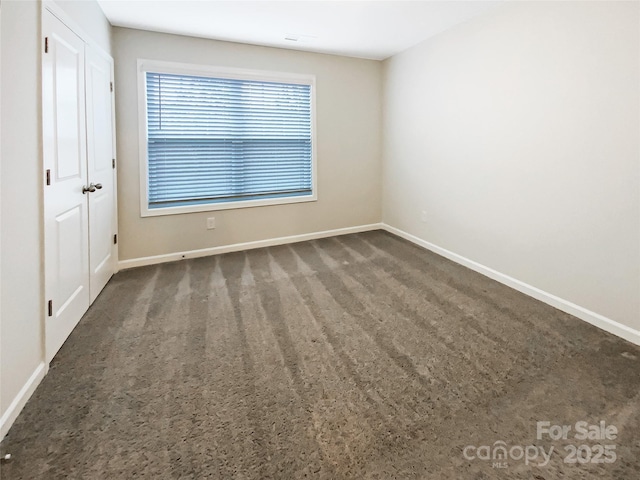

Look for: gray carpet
[1,230,639,479]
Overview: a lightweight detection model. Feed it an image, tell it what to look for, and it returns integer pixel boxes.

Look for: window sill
[140,193,317,217]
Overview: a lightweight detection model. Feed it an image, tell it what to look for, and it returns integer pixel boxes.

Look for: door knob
[82,183,102,194]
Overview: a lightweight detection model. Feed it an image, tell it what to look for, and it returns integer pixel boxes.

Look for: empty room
[1,0,639,478]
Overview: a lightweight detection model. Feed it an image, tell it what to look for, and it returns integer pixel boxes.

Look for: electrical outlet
[421,211,428,223]
[206,217,216,230]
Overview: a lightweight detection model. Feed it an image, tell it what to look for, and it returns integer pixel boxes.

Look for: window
[138,60,316,216]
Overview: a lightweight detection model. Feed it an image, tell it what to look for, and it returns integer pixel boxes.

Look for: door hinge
[110,82,113,93]
[44,37,49,53]
[47,300,53,317]
[46,169,51,186]
[112,158,116,169]
[113,234,118,245]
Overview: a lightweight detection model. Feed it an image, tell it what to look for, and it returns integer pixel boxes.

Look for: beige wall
[1,0,43,428]
[0,0,112,436]
[382,1,640,331]
[113,27,382,261]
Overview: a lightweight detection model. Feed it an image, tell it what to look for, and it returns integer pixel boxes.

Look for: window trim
[137,59,318,217]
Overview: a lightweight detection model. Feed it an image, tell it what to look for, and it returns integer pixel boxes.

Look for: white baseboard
[118,223,384,270]
[1,362,46,440]
[382,224,640,347]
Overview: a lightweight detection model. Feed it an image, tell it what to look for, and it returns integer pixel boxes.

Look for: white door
[86,45,116,302]
[43,11,90,362]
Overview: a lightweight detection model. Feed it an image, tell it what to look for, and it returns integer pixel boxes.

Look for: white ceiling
[97,0,502,60]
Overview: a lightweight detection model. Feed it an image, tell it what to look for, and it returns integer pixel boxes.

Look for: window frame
[137,59,318,217]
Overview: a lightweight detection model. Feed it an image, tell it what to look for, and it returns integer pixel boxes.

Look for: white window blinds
[145,71,313,209]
